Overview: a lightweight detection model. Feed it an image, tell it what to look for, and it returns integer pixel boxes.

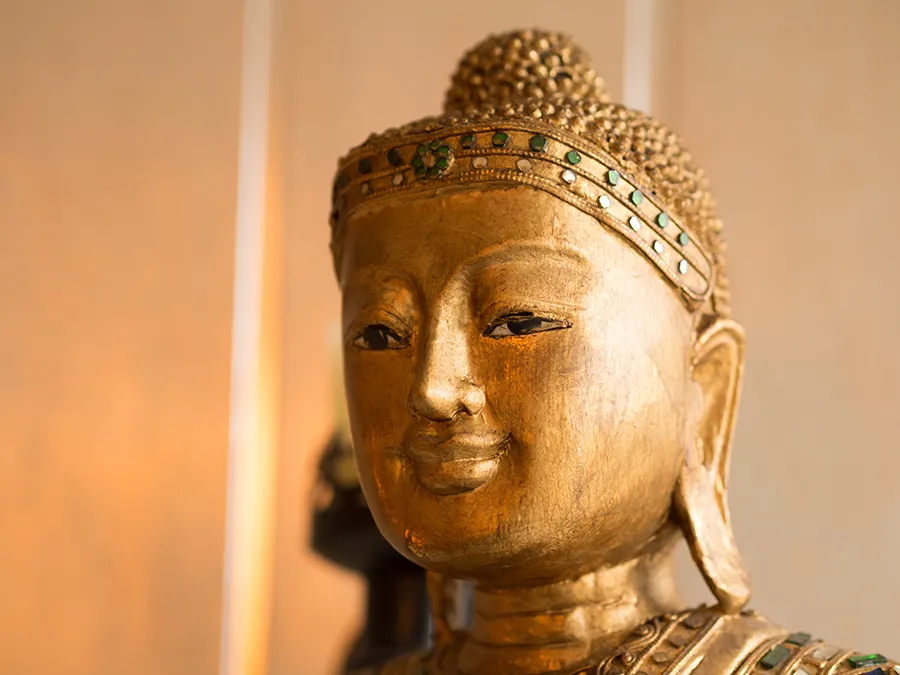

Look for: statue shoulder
[599,607,898,675]
[731,630,898,675]
[583,607,781,675]
[350,609,898,675]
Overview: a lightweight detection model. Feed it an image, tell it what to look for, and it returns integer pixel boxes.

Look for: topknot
[445,29,609,112]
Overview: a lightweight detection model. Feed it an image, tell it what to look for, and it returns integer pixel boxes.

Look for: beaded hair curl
[332,29,730,319]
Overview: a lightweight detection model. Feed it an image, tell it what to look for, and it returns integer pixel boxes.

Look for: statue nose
[407,322,485,421]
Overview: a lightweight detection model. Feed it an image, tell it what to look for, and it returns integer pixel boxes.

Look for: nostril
[408,379,485,421]
[460,382,486,417]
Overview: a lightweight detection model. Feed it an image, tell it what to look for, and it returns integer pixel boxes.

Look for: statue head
[331,30,749,612]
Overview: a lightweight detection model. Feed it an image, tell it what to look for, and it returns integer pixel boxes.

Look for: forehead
[338,186,654,290]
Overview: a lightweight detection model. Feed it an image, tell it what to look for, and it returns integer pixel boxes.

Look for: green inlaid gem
[358,158,373,174]
[565,150,581,165]
[492,131,509,147]
[427,166,441,178]
[631,190,644,206]
[436,145,450,156]
[760,646,791,670]
[530,134,548,152]
[416,144,428,155]
[435,156,449,170]
[657,212,669,228]
[607,169,620,186]
[460,134,476,149]
[849,655,888,669]
[387,147,404,167]
[412,155,424,169]
[677,232,690,246]
[785,633,812,647]
[430,139,441,150]
[415,166,426,178]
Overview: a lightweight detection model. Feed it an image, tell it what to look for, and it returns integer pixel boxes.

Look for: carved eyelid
[345,307,413,345]
[480,300,576,329]
[484,316,572,338]
[353,323,408,350]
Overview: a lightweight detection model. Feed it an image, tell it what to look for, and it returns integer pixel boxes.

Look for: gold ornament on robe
[327,29,897,675]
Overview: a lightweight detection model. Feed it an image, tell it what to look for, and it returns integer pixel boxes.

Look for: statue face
[339,187,697,585]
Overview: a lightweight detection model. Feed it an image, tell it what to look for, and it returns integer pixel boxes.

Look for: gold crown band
[331,120,715,308]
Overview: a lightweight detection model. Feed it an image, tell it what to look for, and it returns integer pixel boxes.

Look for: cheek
[582,333,689,542]
[343,348,421,548]
[343,349,413,465]
[476,322,687,519]
[476,330,604,516]
[478,333,586,440]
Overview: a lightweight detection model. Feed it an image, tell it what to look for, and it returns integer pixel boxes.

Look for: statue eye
[353,324,406,350]
[484,312,571,338]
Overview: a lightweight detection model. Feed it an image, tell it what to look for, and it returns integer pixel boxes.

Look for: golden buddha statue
[326,29,898,675]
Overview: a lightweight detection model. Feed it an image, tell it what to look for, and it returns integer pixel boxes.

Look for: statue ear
[674,318,751,614]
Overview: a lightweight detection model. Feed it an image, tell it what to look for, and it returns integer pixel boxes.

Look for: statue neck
[451,546,683,675]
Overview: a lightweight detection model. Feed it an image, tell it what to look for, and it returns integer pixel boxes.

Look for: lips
[402,430,509,496]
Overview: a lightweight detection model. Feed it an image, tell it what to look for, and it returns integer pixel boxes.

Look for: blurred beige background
[1,2,241,674]
[2,1,898,675]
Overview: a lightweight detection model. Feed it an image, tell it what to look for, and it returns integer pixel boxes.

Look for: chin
[387,513,568,579]
[411,541,605,587]
[382,497,675,584]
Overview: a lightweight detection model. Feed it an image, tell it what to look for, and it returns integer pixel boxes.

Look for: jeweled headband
[330,29,730,317]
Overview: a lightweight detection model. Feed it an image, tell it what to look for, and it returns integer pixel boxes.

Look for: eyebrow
[340,266,415,294]
[463,241,590,275]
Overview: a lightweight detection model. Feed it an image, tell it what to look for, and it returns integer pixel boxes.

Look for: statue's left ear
[674,318,751,614]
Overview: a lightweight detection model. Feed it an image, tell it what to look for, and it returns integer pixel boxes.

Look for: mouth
[402,433,509,496]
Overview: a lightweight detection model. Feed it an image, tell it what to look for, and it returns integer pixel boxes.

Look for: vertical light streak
[623,0,656,114]
[219,0,277,673]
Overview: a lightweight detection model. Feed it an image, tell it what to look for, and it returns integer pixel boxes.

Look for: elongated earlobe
[674,319,751,614]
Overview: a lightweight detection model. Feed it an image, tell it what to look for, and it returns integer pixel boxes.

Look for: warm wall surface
[656,0,900,654]
[0,2,242,674]
[269,3,626,673]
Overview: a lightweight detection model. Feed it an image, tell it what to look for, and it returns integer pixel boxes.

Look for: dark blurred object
[311,434,430,672]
